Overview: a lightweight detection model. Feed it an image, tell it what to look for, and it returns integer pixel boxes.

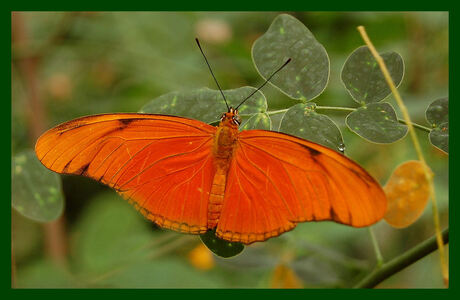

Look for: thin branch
[354,227,448,288]
[397,119,431,133]
[315,105,355,112]
[357,26,448,287]
[266,108,288,115]
[368,227,384,267]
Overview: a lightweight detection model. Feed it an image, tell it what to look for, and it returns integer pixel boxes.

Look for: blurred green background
[11,11,448,288]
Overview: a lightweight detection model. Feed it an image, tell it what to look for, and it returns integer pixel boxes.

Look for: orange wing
[216,130,387,244]
[35,113,216,234]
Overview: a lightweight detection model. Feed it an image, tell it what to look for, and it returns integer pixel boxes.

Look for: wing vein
[237,146,296,221]
[117,137,212,189]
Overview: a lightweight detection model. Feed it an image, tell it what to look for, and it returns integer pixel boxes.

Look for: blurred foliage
[12,11,448,288]
[12,150,64,222]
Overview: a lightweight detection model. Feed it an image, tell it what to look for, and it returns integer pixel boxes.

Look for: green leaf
[72,192,155,275]
[12,210,42,262]
[240,112,272,130]
[200,230,244,258]
[16,259,78,288]
[346,102,408,143]
[139,87,267,124]
[12,150,64,222]
[97,259,224,288]
[279,103,344,152]
[425,97,448,153]
[426,97,448,126]
[341,46,404,104]
[429,123,448,153]
[252,14,329,101]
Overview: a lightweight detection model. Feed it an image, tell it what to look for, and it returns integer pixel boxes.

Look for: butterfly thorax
[213,111,239,166]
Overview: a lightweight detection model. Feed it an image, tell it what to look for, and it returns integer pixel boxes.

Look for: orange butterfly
[35,41,386,245]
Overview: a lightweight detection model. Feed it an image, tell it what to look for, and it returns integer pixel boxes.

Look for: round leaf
[140,87,267,124]
[200,230,244,258]
[426,97,448,126]
[12,150,64,222]
[384,161,431,228]
[429,122,448,154]
[279,103,344,151]
[341,46,404,104]
[252,14,329,101]
[240,112,272,130]
[346,102,408,143]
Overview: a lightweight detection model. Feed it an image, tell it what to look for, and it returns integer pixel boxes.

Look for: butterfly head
[220,107,241,127]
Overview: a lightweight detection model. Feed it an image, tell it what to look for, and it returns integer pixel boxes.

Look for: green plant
[12,12,448,288]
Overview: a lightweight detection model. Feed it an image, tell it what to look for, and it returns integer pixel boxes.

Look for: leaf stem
[354,227,448,288]
[315,105,355,112]
[397,119,431,133]
[266,108,288,115]
[357,25,448,286]
[368,227,384,267]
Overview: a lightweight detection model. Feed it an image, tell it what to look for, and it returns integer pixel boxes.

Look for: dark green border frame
[4,3,455,295]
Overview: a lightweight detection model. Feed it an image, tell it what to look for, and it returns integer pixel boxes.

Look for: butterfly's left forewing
[36,113,216,234]
[216,130,387,244]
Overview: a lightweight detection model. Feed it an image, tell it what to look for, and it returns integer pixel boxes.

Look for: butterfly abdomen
[208,169,227,228]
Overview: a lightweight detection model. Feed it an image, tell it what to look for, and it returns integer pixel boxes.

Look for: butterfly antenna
[195,38,229,111]
[235,58,291,110]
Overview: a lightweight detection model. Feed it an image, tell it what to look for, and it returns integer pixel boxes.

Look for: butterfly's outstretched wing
[216,130,387,244]
[36,113,216,234]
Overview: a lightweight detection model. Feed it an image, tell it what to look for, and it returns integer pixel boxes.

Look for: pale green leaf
[426,97,448,126]
[12,150,64,222]
[279,103,344,151]
[341,46,404,104]
[425,97,448,153]
[252,14,329,101]
[346,102,408,143]
[140,87,266,124]
[429,123,448,153]
[240,112,272,130]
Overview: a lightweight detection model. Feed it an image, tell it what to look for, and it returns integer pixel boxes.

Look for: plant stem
[368,227,384,267]
[266,109,288,115]
[354,227,448,288]
[315,105,355,112]
[357,26,448,286]
[398,119,431,133]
